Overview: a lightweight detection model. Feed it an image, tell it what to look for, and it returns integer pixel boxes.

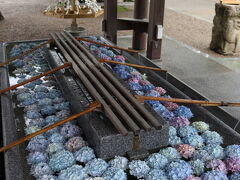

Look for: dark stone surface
[127,149,150,160]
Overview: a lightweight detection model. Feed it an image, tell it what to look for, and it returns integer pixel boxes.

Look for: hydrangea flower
[229,172,240,180]
[202,131,223,145]
[224,157,240,172]
[48,133,65,143]
[128,160,150,178]
[129,71,142,80]
[203,144,225,160]
[58,165,88,180]
[54,102,70,111]
[177,126,198,138]
[116,71,130,80]
[165,160,192,180]
[169,126,177,136]
[25,126,41,135]
[145,153,168,169]
[34,92,48,99]
[192,121,209,133]
[153,87,166,95]
[27,152,48,165]
[74,146,96,163]
[108,156,128,170]
[225,144,240,158]
[24,82,36,89]
[85,158,109,177]
[36,175,57,180]
[182,135,204,148]
[186,175,201,180]
[56,110,71,120]
[142,84,155,92]
[128,82,142,91]
[17,93,32,102]
[26,110,42,119]
[24,104,40,112]
[45,116,60,125]
[189,159,205,176]
[28,118,46,127]
[34,86,49,93]
[27,138,48,152]
[113,65,125,72]
[192,150,212,162]
[134,90,144,96]
[169,135,183,147]
[46,143,64,154]
[174,105,193,119]
[145,169,168,180]
[64,136,86,152]
[159,147,181,162]
[48,150,75,172]
[169,116,190,128]
[139,80,151,86]
[85,177,105,180]
[144,90,161,106]
[206,159,227,174]
[60,124,81,139]
[38,98,53,107]
[164,102,179,111]
[127,78,139,83]
[201,170,228,180]
[176,144,195,159]
[44,127,60,137]
[102,167,127,180]
[30,162,53,178]
[47,89,62,99]
[41,106,56,116]
[21,98,37,106]
[114,55,125,62]
[15,88,30,95]
[52,97,65,104]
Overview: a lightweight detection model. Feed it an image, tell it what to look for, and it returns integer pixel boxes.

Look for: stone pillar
[210,3,240,55]
[0,11,4,21]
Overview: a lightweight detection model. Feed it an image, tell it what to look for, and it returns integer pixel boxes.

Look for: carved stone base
[210,3,240,55]
[0,11,4,21]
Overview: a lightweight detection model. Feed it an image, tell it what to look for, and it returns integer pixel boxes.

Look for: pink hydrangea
[224,157,240,172]
[169,116,190,128]
[176,144,195,159]
[114,55,125,62]
[64,136,87,152]
[153,87,166,95]
[139,80,151,86]
[164,102,179,111]
[186,175,201,180]
[127,78,139,83]
[206,159,227,174]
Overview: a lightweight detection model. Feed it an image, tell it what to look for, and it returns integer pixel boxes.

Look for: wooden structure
[103,0,165,60]
[221,0,240,4]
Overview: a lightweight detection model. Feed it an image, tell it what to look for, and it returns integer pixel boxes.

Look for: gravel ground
[0,0,225,57]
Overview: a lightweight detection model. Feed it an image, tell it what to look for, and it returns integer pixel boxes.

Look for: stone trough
[0,36,240,180]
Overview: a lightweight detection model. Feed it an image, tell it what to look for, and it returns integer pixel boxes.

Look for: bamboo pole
[75,37,140,53]
[0,101,101,153]
[0,62,72,95]
[0,40,53,68]
[98,59,167,72]
[135,95,240,107]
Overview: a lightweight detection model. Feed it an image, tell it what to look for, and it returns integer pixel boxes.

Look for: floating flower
[203,144,225,160]
[48,150,75,172]
[52,97,65,104]
[34,92,48,99]
[27,152,48,165]
[116,71,130,80]
[46,143,64,155]
[58,165,88,180]
[45,115,60,125]
[30,162,53,178]
[169,116,190,128]
[41,106,56,116]
[129,71,142,80]
[164,102,179,111]
[225,144,240,158]
[192,121,209,133]
[21,98,37,106]
[159,147,181,162]
[54,102,70,111]
[169,126,177,136]
[145,153,168,169]
[224,157,240,172]
[142,84,155,92]
[127,82,142,91]
[34,86,49,93]
[108,156,128,170]
[85,158,109,177]
[38,98,53,107]
[47,89,62,99]
[139,80,151,86]
[169,135,183,147]
[174,105,193,119]
[17,93,32,102]
[56,110,71,120]
[27,138,48,152]
[202,131,223,145]
[165,160,192,180]
[229,172,240,180]
[26,110,42,119]
[189,159,205,176]
[176,144,195,159]
[206,159,227,174]
[153,87,166,95]
[145,169,168,180]
[25,126,41,135]
[64,136,86,152]
[201,170,228,180]
[60,124,81,139]
[102,167,126,180]
[177,126,198,138]
[186,175,201,180]
[128,160,150,178]
[127,78,139,83]
[36,175,57,180]
[182,135,204,148]
[192,150,212,162]
[74,146,96,163]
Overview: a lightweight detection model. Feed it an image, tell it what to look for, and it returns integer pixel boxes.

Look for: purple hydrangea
[202,131,223,145]
[174,105,193,119]
[108,156,129,170]
[165,160,192,180]
[169,116,190,128]
[102,167,127,180]
[74,146,96,163]
[85,158,109,177]
[116,71,130,80]
[225,145,240,158]
[145,153,168,169]
[113,65,125,72]
[189,159,205,176]
[127,78,139,83]
[145,169,168,180]
[27,152,48,165]
[58,165,88,180]
[129,71,142,80]
[177,126,198,138]
[60,124,81,139]
[201,170,228,180]
[27,138,48,152]
[153,87,166,95]
[128,82,142,91]
[48,150,75,172]
[64,136,86,152]
[129,160,150,178]
[114,55,125,62]
[164,102,179,111]
[182,135,204,148]
[224,157,240,172]
[30,162,53,178]
[206,159,227,174]
[192,121,209,133]
[159,147,181,162]
[203,144,225,160]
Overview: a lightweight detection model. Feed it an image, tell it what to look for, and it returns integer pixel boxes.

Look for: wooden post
[0,11,4,21]
[147,0,165,60]
[103,0,118,43]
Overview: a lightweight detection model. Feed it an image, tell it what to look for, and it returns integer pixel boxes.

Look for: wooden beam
[221,0,240,4]
[117,18,148,32]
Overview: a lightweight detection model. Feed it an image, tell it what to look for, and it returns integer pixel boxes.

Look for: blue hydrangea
[27,152,48,165]
[182,135,204,148]
[202,131,223,145]
[34,92,48,99]
[116,71,130,80]
[24,104,40,112]
[48,133,65,143]
[108,156,128,170]
[38,98,53,107]
[47,89,62,99]
[134,90,144,95]
[36,175,57,180]
[165,160,192,180]
[56,110,71,120]
[106,50,116,58]
[15,88,30,95]
[48,150,75,172]
[28,118,46,127]
[201,170,228,180]
[25,126,41,135]
[60,124,81,139]
[169,136,183,147]
[58,165,88,180]
[159,147,181,162]
[21,98,37,106]
[45,115,60,125]
[145,153,168,169]
[24,82,36,89]
[30,162,53,178]
[189,159,205,176]
[46,143,64,154]
[113,65,125,72]
[128,82,142,91]
[44,127,60,137]
[17,78,27,83]
[74,146,96,163]
[203,144,225,159]
[142,84,155,92]
[192,150,212,162]
[52,97,65,104]
[17,93,32,102]
[34,86,49,93]
[129,160,150,178]
[145,169,168,180]
[27,138,48,152]
[225,144,240,158]
[229,172,240,180]
[152,103,167,112]
[178,126,198,138]
[85,158,109,177]
[26,110,42,119]
[161,110,175,121]
[32,79,43,85]
[102,167,126,180]
[169,126,177,136]
[174,105,193,119]
[41,106,56,116]
[54,102,70,111]
[12,59,25,68]
[192,121,209,133]
[43,80,56,87]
